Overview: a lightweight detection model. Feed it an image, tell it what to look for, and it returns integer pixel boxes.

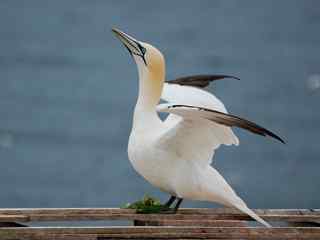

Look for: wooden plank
[0,226,320,240]
[0,214,29,222]
[0,208,318,223]
[134,219,247,227]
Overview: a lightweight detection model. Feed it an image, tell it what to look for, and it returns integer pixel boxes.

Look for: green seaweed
[122,195,171,213]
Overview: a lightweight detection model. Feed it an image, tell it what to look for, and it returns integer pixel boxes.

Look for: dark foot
[160,197,184,214]
[157,208,177,214]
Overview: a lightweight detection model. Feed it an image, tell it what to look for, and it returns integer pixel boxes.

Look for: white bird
[112,28,284,227]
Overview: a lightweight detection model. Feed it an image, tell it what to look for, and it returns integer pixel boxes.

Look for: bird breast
[128,130,178,195]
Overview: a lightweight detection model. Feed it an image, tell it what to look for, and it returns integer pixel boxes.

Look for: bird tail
[203,167,271,227]
[233,201,271,228]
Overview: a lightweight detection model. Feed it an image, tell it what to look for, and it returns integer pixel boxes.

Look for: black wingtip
[264,130,286,144]
[272,135,286,144]
[280,138,286,144]
[166,74,240,88]
[205,74,240,82]
[221,75,240,81]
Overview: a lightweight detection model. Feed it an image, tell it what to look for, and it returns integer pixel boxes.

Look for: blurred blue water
[0,0,319,209]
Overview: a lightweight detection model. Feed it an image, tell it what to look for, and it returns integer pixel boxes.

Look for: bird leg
[173,198,183,213]
[157,196,180,214]
[164,195,176,208]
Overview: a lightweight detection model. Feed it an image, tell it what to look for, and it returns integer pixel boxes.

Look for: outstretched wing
[158,81,284,166]
[158,104,285,144]
[165,74,239,88]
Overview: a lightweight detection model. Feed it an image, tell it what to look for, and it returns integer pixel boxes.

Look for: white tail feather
[205,168,271,227]
[234,203,271,227]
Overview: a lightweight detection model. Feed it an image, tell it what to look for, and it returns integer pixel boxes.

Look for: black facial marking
[137,44,147,65]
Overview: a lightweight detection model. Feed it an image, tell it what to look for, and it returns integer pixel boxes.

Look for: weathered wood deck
[0,208,319,239]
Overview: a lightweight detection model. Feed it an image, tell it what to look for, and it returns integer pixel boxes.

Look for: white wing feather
[160,83,239,152]
[161,83,227,111]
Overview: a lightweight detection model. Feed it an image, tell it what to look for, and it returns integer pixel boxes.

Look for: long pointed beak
[112,28,146,63]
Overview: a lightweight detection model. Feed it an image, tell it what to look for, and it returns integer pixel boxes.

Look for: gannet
[112,28,284,227]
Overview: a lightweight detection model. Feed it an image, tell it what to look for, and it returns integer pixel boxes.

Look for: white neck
[132,56,164,130]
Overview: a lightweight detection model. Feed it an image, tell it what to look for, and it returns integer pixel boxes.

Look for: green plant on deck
[122,195,171,213]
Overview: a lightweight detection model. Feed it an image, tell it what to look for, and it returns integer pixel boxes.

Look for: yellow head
[112,28,165,108]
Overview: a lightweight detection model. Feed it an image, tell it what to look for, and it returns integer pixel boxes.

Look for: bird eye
[140,46,146,55]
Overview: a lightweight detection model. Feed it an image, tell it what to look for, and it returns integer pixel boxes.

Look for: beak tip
[111,28,118,35]
[111,28,143,60]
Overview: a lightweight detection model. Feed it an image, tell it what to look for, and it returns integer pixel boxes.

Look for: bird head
[112,28,165,107]
[112,28,165,80]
